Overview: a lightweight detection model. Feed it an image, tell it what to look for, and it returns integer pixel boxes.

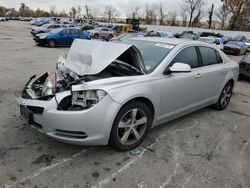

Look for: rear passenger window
[199,47,222,65]
[171,47,199,68]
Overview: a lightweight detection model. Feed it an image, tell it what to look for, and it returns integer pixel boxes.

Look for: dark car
[81,24,95,31]
[199,32,224,38]
[239,54,250,79]
[33,28,90,47]
[223,41,247,55]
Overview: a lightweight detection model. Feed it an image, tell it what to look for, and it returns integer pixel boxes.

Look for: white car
[17,38,238,150]
[245,38,250,52]
[0,17,6,22]
[197,37,224,50]
[87,27,114,39]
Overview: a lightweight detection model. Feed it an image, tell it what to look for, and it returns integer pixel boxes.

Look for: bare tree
[103,5,119,22]
[91,8,100,20]
[158,3,166,25]
[170,11,178,26]
[216,5,230,30]
[192,8,203,27]
[50,5,56,17]
[127,7,140,19]
[181,0,206,27]
[144,4,157,25]
[76,5,82,18]
[69,6,77,18]
[208,3,214,29]
[181,12,187,26]
[84,5,92,19]
[222,0,250,30]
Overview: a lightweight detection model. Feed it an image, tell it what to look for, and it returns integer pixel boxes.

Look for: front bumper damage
[17,74,120,145]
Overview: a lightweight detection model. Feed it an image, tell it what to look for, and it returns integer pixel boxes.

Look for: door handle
[195,73,202,79]
[222,68,227,73]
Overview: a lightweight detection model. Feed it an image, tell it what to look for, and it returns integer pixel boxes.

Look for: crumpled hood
[64,39,132,76]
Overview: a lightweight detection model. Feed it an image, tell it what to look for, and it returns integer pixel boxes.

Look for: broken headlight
[41,73,56,96]
[72,90,107,109]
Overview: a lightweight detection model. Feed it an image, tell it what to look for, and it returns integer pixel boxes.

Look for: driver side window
[170,47,199,68]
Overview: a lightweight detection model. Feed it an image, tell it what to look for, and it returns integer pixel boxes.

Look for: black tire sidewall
[48,40,55,48]
[109,101,152,151]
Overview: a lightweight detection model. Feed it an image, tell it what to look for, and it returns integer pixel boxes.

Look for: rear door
[197,46,226,103]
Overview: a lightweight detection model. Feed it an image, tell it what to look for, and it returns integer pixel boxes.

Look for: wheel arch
[122,97,155,121]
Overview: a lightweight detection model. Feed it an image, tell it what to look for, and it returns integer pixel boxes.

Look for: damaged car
[17,38,239,150]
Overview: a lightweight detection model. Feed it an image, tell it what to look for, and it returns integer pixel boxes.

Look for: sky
[0,0,222,17]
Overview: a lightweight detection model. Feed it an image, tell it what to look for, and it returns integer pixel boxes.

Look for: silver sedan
[17,38,239,150]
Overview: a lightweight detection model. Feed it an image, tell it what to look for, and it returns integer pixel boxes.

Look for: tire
[109,101,152,151]
[48,39,56,48]
[94,33,99,39]
[214,82,233,110]
[108,34,113,39]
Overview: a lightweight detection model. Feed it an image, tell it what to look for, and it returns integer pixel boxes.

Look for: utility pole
[208,3,214,29]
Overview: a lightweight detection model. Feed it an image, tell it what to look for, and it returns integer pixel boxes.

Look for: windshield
[122,39,175,73]
[49,29,61,34]
[41,24,49,28]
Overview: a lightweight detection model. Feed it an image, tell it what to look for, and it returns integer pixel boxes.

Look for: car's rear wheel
[214,82,233,110]
[109,101,152,151]
[48,39,56,48]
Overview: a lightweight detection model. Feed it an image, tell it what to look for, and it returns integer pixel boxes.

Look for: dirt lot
[0,21,249,188]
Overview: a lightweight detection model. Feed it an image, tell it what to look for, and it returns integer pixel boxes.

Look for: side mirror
[164,62,191,74]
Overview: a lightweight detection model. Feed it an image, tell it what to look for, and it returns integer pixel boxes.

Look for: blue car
[34,28,90,47]
[223,41,247,55]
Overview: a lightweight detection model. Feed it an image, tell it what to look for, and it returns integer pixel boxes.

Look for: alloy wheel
[220,84,232,108]
[117,108,147,145]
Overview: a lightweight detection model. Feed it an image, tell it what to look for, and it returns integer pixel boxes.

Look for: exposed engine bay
[22,46,145,111]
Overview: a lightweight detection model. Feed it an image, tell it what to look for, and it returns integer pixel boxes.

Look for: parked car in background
[223,41,247,55]
[234,35,246,41]
[18,38,238,150]
[0,17,6,22]
[197,37,224,50]
[223,36,234,44]
[239,54,250,79]
[199,32,224,38]
[145,31,170,38]
[33,28,90,47]
[110,32,145,42]
[81,24,95,31]
[179,32,199,40]
[31,24,66,36]
[174,31,194,38]
[245,38,250,52]
[88,27,114,39]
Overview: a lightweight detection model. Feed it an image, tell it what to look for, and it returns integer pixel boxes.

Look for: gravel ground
[0,21,249,188]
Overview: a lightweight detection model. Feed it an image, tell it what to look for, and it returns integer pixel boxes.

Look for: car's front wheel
[109,101,152,151]
[214,82,233,110]
[48,39,56,48]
